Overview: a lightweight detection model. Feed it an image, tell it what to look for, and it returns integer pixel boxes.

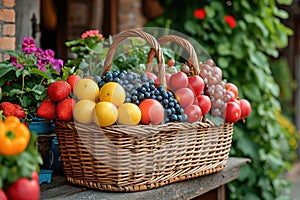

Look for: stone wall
[0,0,16,61]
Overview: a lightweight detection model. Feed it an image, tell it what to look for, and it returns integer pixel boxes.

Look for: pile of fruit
[37,58,251,127]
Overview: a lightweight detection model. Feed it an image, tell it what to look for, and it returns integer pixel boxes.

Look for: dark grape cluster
[93,70,188,123]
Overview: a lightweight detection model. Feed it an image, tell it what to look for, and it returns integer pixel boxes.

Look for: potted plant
[0,37,64,133]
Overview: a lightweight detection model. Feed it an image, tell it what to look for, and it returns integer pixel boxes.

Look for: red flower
[224,15,236,29]
[194,8,206,20]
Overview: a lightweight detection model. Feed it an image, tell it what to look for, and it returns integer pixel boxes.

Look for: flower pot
[27,117,55,135]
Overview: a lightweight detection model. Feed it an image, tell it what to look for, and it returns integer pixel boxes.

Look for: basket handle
[103,29,166,87]
[147,35,200,75]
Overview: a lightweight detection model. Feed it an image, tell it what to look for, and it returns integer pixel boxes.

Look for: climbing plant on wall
[146,0,298,199]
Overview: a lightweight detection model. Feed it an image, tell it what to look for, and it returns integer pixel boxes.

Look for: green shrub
[146,0,298,199]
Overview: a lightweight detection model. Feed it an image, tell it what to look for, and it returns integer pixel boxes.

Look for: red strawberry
[47,81,71,102]
[14,104,26,119]
[67,74,81,91]
[37,99,57,120]
[0,102,16,117]
[56,98,76,121]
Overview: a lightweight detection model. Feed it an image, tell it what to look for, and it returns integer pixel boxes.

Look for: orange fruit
[73,99,96,124]
[117,103,141,125]
[139,99,165,125]
[73,78,99,102]
[98,82,125,107]
[93,102,118,127]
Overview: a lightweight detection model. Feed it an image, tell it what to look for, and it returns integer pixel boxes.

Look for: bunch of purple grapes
[199,59,229,118]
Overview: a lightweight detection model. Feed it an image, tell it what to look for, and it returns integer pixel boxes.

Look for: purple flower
[50,59,64,73]
[10,56,24,69]
[34,48,45,60]
[36,59,47,72]
[44,49,55,61]
[22,37,37,54]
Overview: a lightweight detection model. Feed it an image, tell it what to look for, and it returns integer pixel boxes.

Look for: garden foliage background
[146,0,299,199]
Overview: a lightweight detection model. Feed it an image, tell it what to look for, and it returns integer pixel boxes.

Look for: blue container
[39,169,53,184]
[49,137,64,174]
[27,116,55,134]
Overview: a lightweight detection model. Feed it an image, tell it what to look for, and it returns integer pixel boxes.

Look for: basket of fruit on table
[39,29,251,192]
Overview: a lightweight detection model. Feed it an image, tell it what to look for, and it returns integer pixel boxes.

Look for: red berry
[67,74,81,91]
[47,81,71,102]
[56,98,76,121]
[37,99,57,120]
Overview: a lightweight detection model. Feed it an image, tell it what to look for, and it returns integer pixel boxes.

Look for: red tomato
[196,95,211,115]
[0,189,8,200]
[188,75,205,96]
[184,104,202,123]
[239,99,251,118]
[225,101,241,123]
[6,177,40,200]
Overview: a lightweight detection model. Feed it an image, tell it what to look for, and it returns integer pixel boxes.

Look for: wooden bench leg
[191,185,225,200]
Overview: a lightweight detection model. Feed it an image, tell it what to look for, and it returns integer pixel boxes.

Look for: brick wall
[118,0,146,31]
[0,0,146,61]
[0,0,16,61]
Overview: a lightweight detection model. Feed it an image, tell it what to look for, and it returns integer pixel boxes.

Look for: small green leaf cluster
[146,0,298,199]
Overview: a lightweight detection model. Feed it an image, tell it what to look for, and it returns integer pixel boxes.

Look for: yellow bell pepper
[0,116,30,156]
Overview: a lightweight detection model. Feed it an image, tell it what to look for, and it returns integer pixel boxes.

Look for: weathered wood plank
[40,157,250,200]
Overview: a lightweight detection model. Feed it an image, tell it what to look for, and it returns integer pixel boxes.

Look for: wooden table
[40,157,250,200]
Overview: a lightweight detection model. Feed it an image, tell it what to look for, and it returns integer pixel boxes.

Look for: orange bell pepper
[0,116,30,156]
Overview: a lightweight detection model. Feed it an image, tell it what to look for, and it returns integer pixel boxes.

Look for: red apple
[225,101,241,123]
[154,73,171,88]
[225,82,238,98]
[168,71,189,92]
[139,99,165,125]
[6,177,40,200]
[239,99,251,118]
[144,72,158,81]
[0,190,8,200]
[188,75,205,96]
[175,88,194,108]
[184,104,202,123]
[196,95,211,115]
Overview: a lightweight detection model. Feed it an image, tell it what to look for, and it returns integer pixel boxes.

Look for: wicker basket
[55,29,234,192]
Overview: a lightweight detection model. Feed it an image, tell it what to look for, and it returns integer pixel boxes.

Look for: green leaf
[0,65,14,78]
[248,50,268,67]
[277,0,293,5]
[242,83,262,102]
[29,68,50,80]
[237,132,259,157]
[217,57,229,68]
[255,18,269,37]
[204,6,216,18]
[216,43,231,56]
[184,20,199,35]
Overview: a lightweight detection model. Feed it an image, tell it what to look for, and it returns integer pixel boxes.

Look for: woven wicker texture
[55,29,234,192]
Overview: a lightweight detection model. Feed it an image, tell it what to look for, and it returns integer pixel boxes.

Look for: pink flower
[81,30,103,39]
[224,15,236,29]
[22,37,37,54]
[194,8,206,20]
